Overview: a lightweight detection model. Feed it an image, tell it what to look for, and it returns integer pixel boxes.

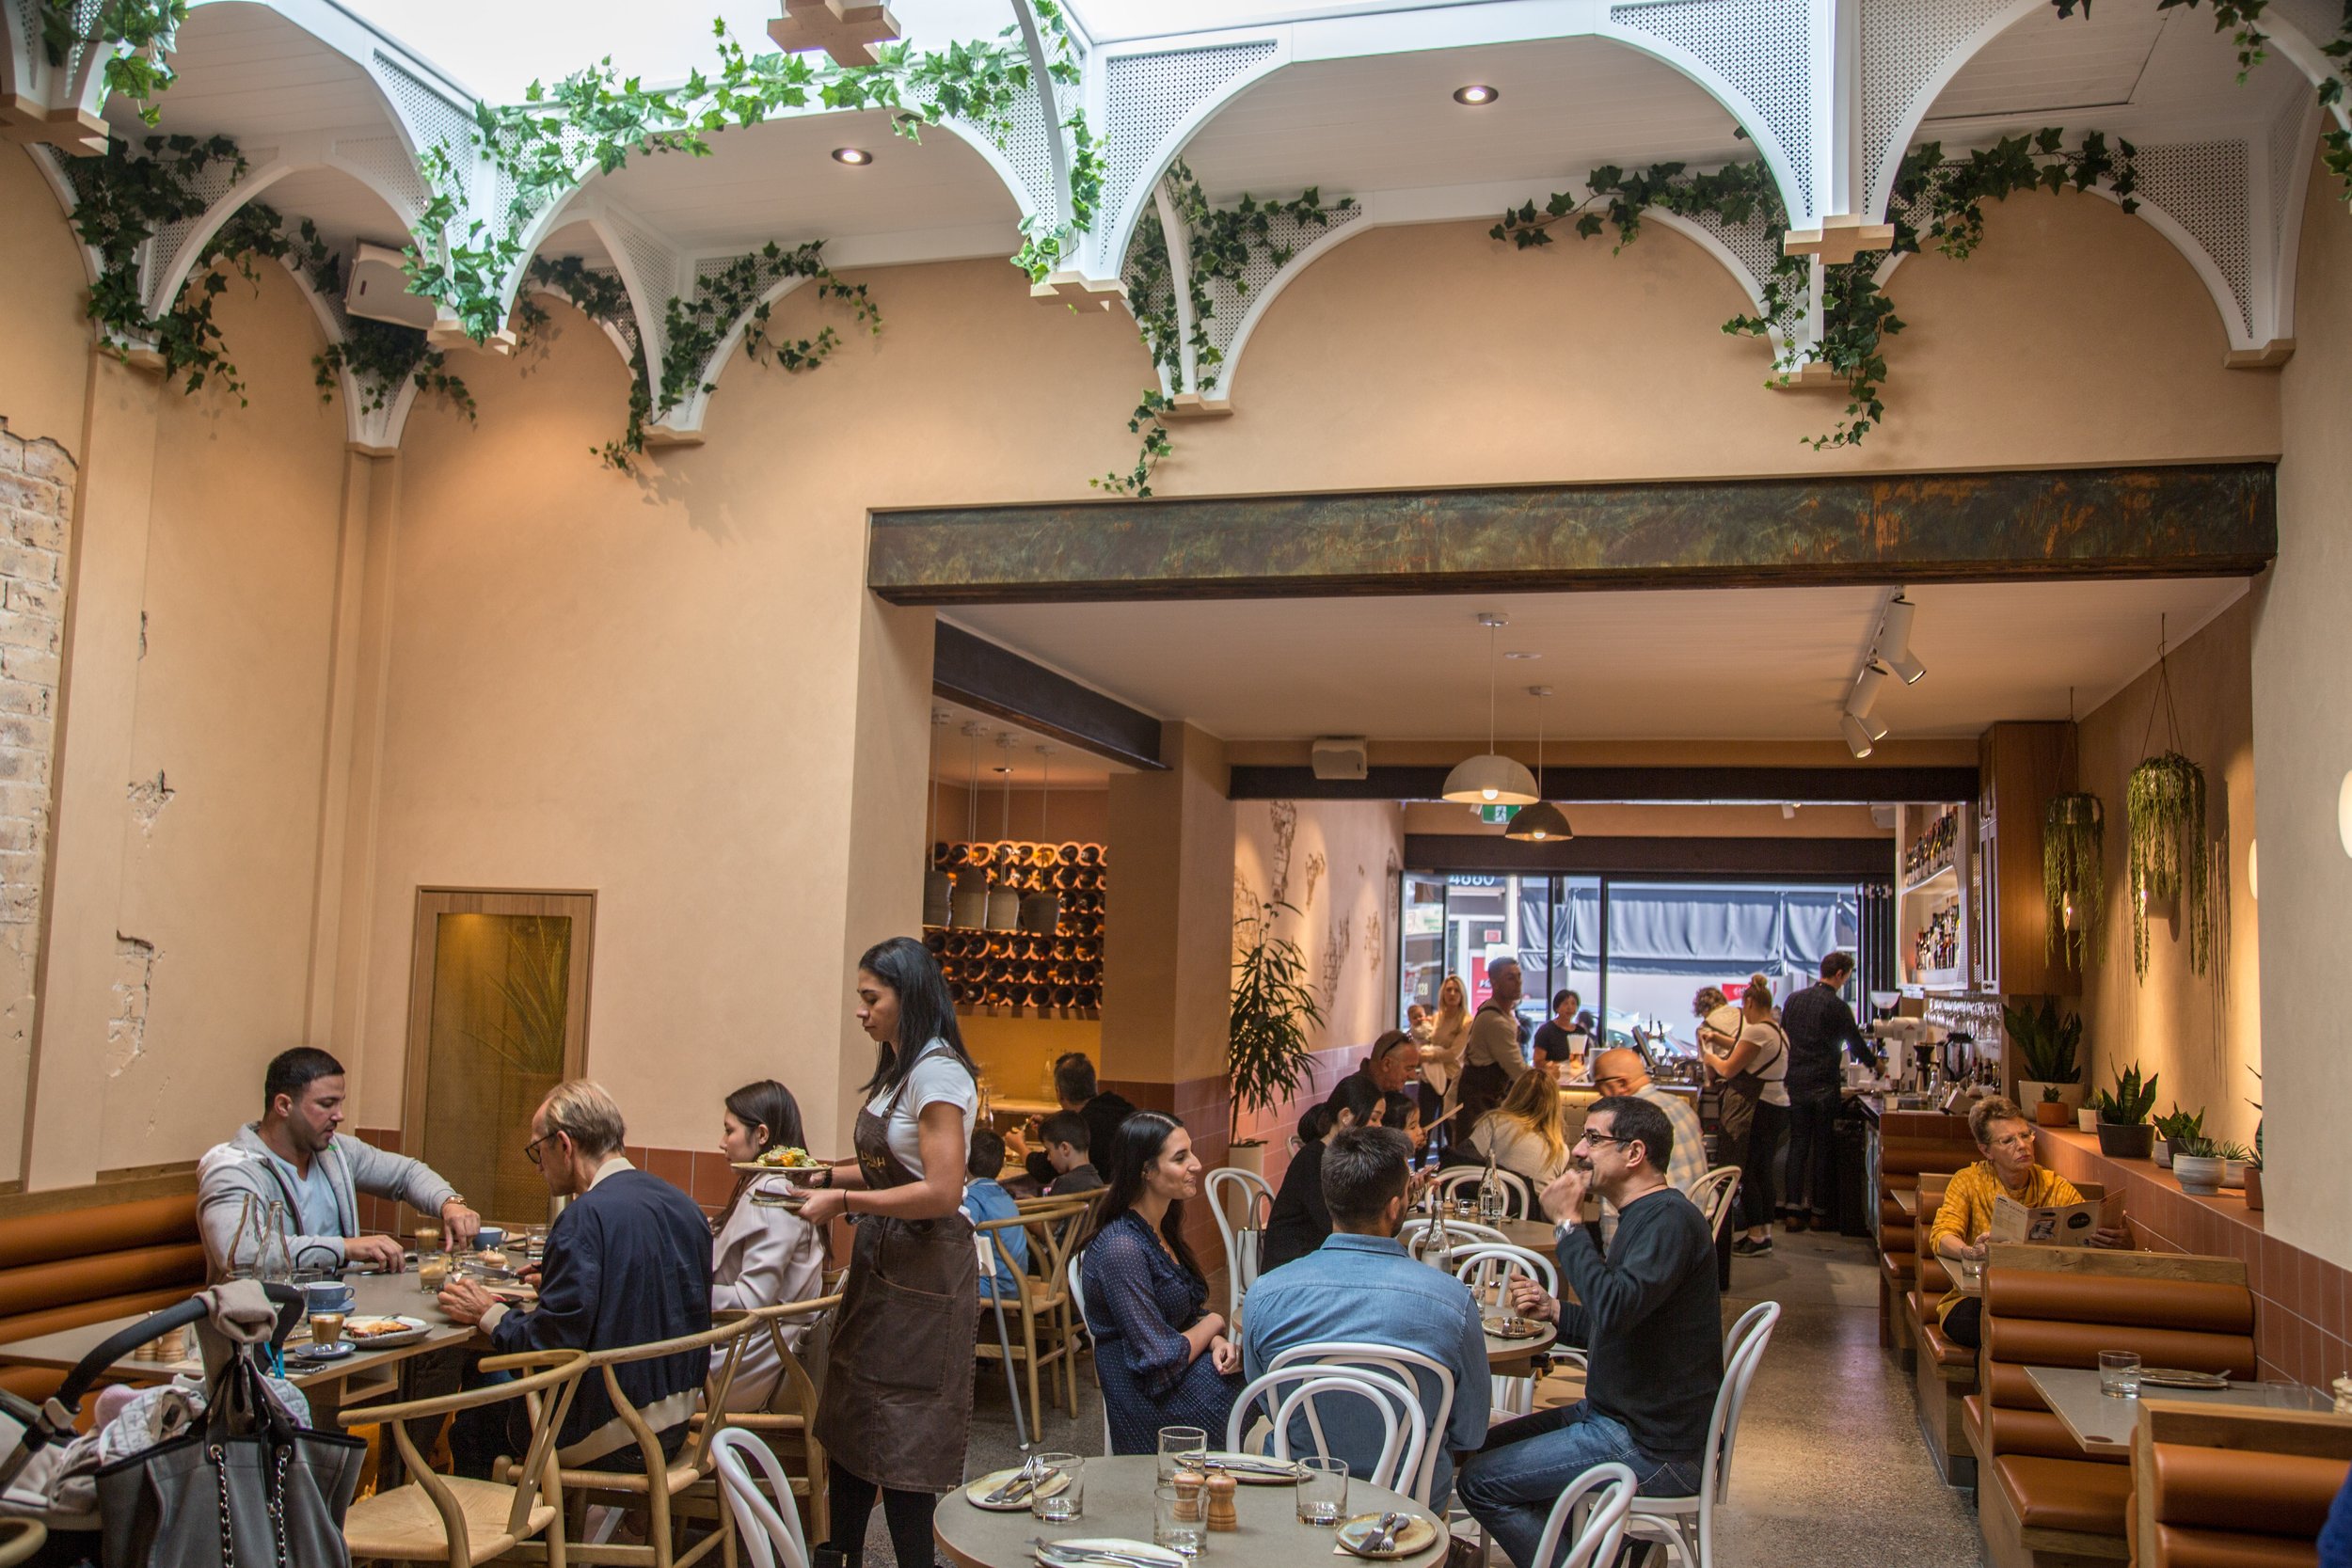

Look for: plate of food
[341,1315,432,1349]
[1337,1512,1439,1559]
[736,1147,824,1173]
[1484,1314,1548,1341]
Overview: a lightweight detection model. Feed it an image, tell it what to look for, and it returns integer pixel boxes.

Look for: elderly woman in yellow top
[1929,1096,2123,1347]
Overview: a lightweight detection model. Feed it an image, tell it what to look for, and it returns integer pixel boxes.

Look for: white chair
[1619,1299,1783,1568]
[1448,1243,1560,1300]
[1227,1366,1423,1495]
[1532,1461,1636,1568]
[1433,1166,1534,1219]
[1687,1166,1742,1243]
[1268,1340,1454,1507]
[1067,1247,1112,1454]
[1206,1166,1274,1324]
[710,1429,810,1568]
[1401,1217,1509,1260]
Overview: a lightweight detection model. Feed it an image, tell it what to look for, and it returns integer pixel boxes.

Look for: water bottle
[224,1192,262,1281]
[256,1202,294,1284]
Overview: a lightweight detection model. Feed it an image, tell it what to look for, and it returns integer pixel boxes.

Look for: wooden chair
[974,1200,1088,1442]
[690,1296,837,1546]
[508,1315,762,1568]
[335,1348,589,1566]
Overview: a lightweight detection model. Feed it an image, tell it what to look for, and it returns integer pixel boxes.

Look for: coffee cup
[303,1279,357,1317]
[309,1310,346,1349]
[473,1227,506,1252]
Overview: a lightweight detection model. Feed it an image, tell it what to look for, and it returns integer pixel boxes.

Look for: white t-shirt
[863,1040,977,1179]
[1736,1017,1791,1107]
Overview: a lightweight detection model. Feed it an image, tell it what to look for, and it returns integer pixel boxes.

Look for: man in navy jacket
[441,1081,713,1473]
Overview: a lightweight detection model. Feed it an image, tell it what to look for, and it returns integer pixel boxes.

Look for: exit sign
[1478,804,1514,824]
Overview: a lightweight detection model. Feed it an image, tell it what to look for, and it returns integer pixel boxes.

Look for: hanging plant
[2125,623,2210,979]
[2044,792,2105,968]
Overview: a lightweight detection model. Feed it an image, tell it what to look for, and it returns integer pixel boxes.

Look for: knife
[1031,1541,1168,1568]
[985,1461,1043,1505]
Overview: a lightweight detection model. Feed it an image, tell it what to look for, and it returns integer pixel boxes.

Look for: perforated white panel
[1608,0,1815,214]
[1104,41,1278,236]
[372,52,471,163]
[991,81,1058,219]
[607,210,678,312]
[2272,0,2344,58]
[2134,140,2252,337]
[1859,0,2011,208]
[1196,200,1364,373]
[141,149,255,311]
[332,135,431,221]
[1685,205,1784,308]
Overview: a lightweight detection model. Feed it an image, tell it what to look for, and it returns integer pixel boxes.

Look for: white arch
[1092,37,1289,285]
[659,272,820,431]
[1867,0,2350,219]
[141,149,425,319]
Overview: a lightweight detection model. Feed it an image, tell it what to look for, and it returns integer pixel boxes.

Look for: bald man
[1590,1048,1708,1243]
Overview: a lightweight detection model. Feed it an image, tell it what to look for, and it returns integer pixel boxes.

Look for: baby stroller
[0,1282,360,1567]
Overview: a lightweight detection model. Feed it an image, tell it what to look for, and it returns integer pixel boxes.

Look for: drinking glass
[524,1224,549,1260]
[308,1310,346,1349]
[2265,1380,2315,1410]
[1153,1483,1205,1557]
[2097,1351,2142,1399]
[1031,1454,1083,1522]
[417,1252,452,1294]
[1295,1456,1347,1527]
[1157,1426,1208,1482]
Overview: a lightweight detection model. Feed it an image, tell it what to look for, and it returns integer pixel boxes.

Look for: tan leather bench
[0,1192,206,1400]
[1905,1172,1976,1485]
[2131,1402,2352,1568]
[1968,1246,2254,1568]
[1876,1119,1979,1354]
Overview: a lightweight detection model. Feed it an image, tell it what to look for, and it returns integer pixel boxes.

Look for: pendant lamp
[948,722,989,927]
[922,712,953,927]
[1019,744,1063,934]
[1506,686,1574,842]
[984,737,1021,931]
[1442,613,1540,805]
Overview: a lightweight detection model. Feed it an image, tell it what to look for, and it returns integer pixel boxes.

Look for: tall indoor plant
[1229,898,1326,1165]
[2004,994,2084,1111]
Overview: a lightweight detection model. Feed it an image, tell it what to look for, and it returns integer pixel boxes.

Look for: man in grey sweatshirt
[197,1046,481,1279]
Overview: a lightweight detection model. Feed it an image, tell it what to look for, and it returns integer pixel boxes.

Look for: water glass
[2097,1351,2142,1399]
[2265,1380,2316,1410]
[1031,1454,1083,1523]
[1295,1456,1348,1527]
[1157,1426,1208,1482]
[1153,1483,1205,1557]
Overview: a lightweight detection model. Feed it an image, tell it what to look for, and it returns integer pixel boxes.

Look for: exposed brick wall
[0,420,71,1128]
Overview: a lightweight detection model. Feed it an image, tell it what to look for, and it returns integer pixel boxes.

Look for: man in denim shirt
[1242,1127,1490,1504]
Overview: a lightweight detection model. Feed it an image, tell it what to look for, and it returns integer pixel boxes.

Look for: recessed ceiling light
[832,147,872,166]
[1454,84,1499,106]
[1503,650,1542,660]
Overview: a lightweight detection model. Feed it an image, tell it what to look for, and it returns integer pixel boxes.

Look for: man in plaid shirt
[1591,1048,1708,1245]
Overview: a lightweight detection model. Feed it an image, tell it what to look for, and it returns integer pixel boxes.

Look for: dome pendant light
[1506,686,1573,842]
[1442,613,1541,805]
[984,736,1021,931]
[949,721,989,927]
[1019,745,1063,934]
[922,711,953,927]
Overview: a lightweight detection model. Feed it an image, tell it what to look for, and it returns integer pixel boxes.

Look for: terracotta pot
[2020,1081,2087,1111]
[2244,1165,2265,1212]
[2095,1122,2155,1160]
[2035,1100,2073,1127]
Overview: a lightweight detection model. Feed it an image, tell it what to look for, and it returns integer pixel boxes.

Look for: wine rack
[924,840,1106,1016]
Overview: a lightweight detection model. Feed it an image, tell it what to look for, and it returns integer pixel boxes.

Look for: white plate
[963,1467,1073,1511]
[1337,1513,1439,1560]
[1034,1539,1183,1568]
[339,1315,432,1350]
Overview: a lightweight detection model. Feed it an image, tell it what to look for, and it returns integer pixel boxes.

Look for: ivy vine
[34,0,186,125]
[1494,129,2136,447]
[407,4,1096,350]
[523,257,653,469]
[313,317,476,420]
[1097,161,1355,497]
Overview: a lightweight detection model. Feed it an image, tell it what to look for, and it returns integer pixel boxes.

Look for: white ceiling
[1180,36,1744,205]
[927,698,1130,788]
[944,577,2250,743]
[113,3,397,141]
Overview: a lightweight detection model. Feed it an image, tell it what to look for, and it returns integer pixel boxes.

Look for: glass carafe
[255,1202,294,1284]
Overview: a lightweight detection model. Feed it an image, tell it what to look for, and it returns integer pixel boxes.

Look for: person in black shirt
[1259,1076,1387,1272]
[1778,952,1875,1231]
[1528,990,1588,1080]
[1458,1096,1722,1567]
[1037,1110,1104,1196]
[1009,1053,1136,1188]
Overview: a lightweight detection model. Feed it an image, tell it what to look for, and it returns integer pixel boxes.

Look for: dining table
[2023,1367,2328,1457]
[934,1453,1448,1568]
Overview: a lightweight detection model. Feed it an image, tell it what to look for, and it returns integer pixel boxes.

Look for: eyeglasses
[1591,1075,1634,1093]
[524,1129,561,1167]
[1577,1130,1634,1150]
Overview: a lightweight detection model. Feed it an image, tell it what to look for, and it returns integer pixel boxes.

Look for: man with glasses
[1589,1048,1708,1246]
[1456,1097,1723,1566]
[438,1081,713,1477]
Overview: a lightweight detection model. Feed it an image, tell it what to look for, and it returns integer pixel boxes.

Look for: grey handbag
[94,1351,365,1568]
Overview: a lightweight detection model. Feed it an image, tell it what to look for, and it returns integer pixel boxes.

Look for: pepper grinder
[1172,1469,1204,1523]
[1204,1472,1239,1532]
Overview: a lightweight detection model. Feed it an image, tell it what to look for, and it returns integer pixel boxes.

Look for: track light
[1885,648,1926,685]
[1841,713,1877,759]
[1848,659,1891,720]
[1878,593,1924,684]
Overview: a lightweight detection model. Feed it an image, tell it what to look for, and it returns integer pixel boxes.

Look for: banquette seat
[2130,1401,2352,1568]
[0,1192,206,1399]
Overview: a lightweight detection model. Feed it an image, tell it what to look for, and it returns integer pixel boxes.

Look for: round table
[935,1454,1449,1568]
[1483,1316,1558,1373]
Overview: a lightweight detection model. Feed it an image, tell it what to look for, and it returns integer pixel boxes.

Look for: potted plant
[2151,1105,2205,1170]
[2218,1141,2252,1191]
[2034,1084,2072,1127]
[2076,1105,2099,1133]
[2244,1068,2264,1211]
[2170,1133,2225,1196]
[2005,995,2086,1111]
[2093,1063,2159,1160]
[1227,897,1325,1177]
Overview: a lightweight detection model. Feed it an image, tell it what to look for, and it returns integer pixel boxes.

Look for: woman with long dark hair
[711,1079,825,1411]
[789,937,980,1568]
[1260,1075,1386,1273]
[1075,1111,1242,1454]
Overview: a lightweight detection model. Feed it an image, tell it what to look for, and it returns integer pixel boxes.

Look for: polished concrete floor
[904,1227,1983,1567]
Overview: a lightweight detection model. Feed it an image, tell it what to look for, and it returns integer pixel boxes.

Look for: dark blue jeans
[1456,1400,1701,1568]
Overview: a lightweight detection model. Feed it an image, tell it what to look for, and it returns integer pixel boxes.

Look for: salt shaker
[1204,1472,1239,1532]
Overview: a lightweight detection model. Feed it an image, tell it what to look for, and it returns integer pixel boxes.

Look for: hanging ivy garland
[2125,626,2212,980]
[1097,160,1355,496]
[406,4,1100,348]
[32,0,187,125]
[1493,129,2134,448]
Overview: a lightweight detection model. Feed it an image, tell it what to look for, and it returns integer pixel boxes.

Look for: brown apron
[811,1064,978,1493]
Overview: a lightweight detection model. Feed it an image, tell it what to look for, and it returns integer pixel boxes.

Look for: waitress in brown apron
[791,936,981,1568]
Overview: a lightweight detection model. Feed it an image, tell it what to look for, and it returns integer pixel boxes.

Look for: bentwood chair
[1205,1167,1274,1324]
[1533,1462,1636,1568]
[1432,1166,1534,1220]
[508,1314,762,1568]
[1065,1247,1112,1454]
[1619,1300,1783,1568]
[1688,1166,1743,1244]
[1399,1218,1510,1260]
[1267,1341,1456,1507]
[337,1349,589,1566]
[1227,1365,1423,1495]
[687,1295,838,1546]
[708,1429,812,1568]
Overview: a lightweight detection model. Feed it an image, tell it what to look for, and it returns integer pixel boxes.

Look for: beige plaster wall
[2074,594,2262,1152]
[932,783,1111,847]
[2253,158,2352,1269]
[0,148,92,460]
[1232,800,1406,1079]
[1102,721,1233,1093]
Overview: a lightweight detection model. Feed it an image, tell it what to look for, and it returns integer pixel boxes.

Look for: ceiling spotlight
[1885,648,1927,685]
[1840,713,1877,759]
[832,146,873,166]
[1453,84,1499,105]
[1848,659,1891,721]
[1877,592,1924,684]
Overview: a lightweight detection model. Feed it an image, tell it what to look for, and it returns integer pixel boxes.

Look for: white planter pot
[2020,1081,2087,1110]
[1222,1139,1267,1179]
[2077,1108,2100,1133]
[2173,1154,2225,1196]
[2221,1159,2248,1191]
[2153,1138,2173,1169]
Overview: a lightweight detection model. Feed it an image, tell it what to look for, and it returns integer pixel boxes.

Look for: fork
[1029,1540,1165,1568]
[986,1455,1044,1505]
[1364,1511,1408,1554]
